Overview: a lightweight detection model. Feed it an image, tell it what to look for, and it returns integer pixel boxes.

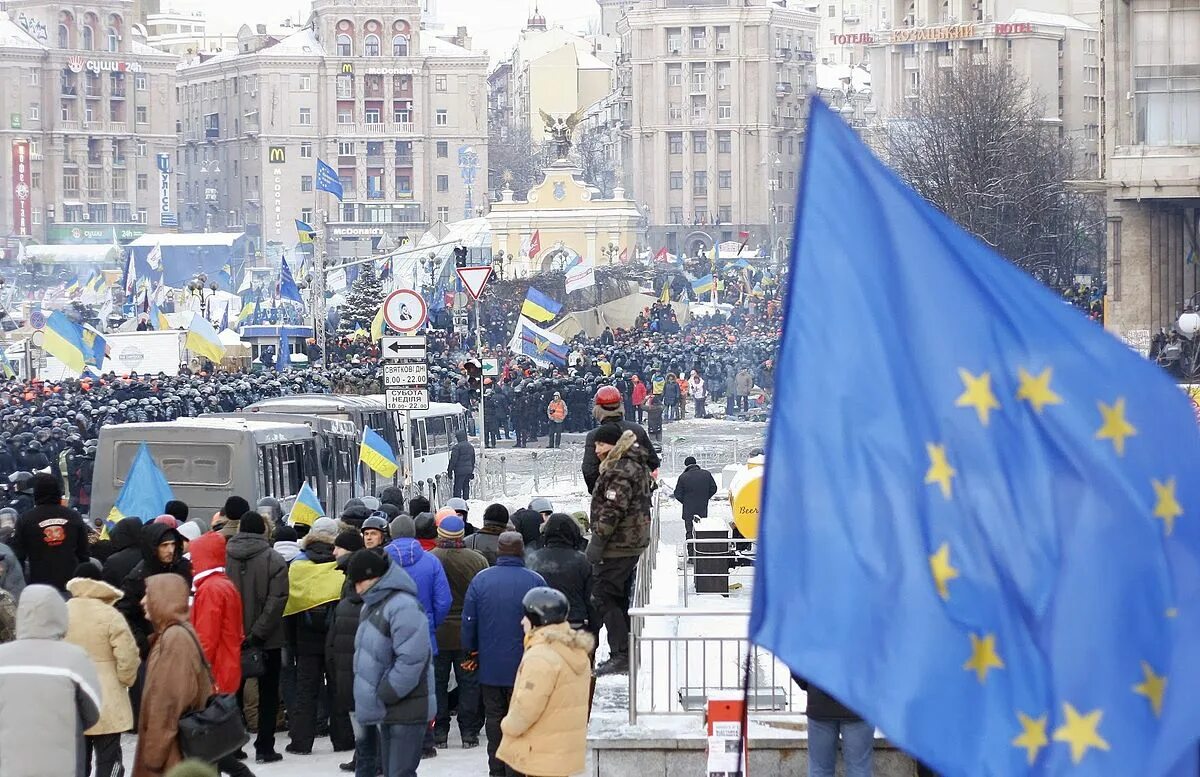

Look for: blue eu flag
[750,99,1200,776]
[279,256,304,304]
[315,158,344,201]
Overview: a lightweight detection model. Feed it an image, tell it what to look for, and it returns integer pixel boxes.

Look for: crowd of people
[0,386,659,777]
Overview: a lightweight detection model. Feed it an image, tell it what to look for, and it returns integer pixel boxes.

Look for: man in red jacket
[190,532,256,777]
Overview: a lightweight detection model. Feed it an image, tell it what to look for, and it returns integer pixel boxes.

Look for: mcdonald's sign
[268,146,286,164]
[341,62,353,74]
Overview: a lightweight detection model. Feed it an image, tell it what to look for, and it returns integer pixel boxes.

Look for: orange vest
[548,400,567,422]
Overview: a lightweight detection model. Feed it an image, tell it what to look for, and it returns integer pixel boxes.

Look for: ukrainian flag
[107,443,175,524]
[283,557,344,616]
[659,283,671,305]
[521,287,562,323]
[186,314,227,363]
[359,428,399,478]
[296,219,316,244]
[0,351,15,379]
[149,300,170,331]
[43,311,88,374]
[289,481,323,527]
[691,274,715,296]
[370,305,386,341]
[81,325,107,369]
[236,300,257,327]
[64,277,81,297]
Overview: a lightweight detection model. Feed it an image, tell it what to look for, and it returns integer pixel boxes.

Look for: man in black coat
[672,456,719,552]
[101,517,147,588]
[447,430,476,500]
[9,473,90,592]
[528,514,599,638]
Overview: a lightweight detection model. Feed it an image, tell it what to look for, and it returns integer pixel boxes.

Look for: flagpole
[313,201,327,368]
[475,291,486,487]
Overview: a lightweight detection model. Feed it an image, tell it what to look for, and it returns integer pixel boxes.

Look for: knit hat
[482,503,509,527]
[345,549,390,583]
[30,473,62,505]
[311,516,338,536]
[273,524,298,543]
[594,424,623,446]
[239,511,266,535]
[177,522,203,543]
[379,486,406,509]
[497,531,525,557]
[72,560,103,580]
[437,515,466,540]
[223,496,251,520]
[446,497,469,514]
[164,500,189,522]
[154,514,179,528]
[434,507,457,525]
[414,512,438,540]
[408,496,431,516]
[390,514,415,539]
[335,530,365,553]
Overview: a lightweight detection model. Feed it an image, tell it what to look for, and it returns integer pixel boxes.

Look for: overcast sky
[192,0,602,61]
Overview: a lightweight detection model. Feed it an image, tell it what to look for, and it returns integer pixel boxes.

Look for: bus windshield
[114,441,234,487]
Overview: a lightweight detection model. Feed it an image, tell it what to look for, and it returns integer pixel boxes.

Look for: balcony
[113,156,126,167]
[337,154,356,167]
[366,153,385,166]
[844,13,861,23]
[366,190,385,200]
[84,86,102,98]
[396,154,414,166]
[363,123,386,134]
[204,127,220,139]
[61,85,78,97]
[775,48,791,59]
[690,82,707,95]
[775,82,793,95]
[111,87,126,99]
[87,155,103,166]
[395,122,415,134]
[88,189,103,199]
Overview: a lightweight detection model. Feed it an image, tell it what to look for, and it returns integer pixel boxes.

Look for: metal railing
[681,535,755,606]
[663,435,756,472]
[474,447,588,500]
[632,487,665,610]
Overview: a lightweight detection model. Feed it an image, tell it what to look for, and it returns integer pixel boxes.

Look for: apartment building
[0,1,178,244]
[175,0,488,257]
[616,0,819,259]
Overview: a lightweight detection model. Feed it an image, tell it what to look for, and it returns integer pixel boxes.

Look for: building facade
[0,1,178,245]
[803,0,887,67]
[175,0,488,258]
[138,9,238,55]
[616,0,819,260]
[1101,0,1200,347]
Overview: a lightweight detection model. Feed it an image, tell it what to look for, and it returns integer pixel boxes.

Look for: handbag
[175,626,250,763]
[241,644,265,679]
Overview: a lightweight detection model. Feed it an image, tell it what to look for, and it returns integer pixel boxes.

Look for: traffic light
[454,245,468,269]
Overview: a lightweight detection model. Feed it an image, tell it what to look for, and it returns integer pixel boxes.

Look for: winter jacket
[189,533,244,695]
[118,523,193,658]
[794,675,862,721]
[735,369,754,396]
[429,541,489,652]
[283,535,342,656]
[461,557,546,687]
[631,380,648,407]
[273,539,302,563]
[689,376,706,399]
[352,562,434,726]
[101,517,145,588]
[225,532,289,650]
[65,576,139,735]
[0,540,25,598]
[132,575,212,777]
[510,508,544,551]
[529,516,598,631]
[465,524,504,566]
[582,414,660,493]
[447,439,476,477]
[586,431,654,562]
[326,562,362,715]
[10,502,91,591]
[384,537,451,655]
[663,379,680,405]
[497,623,595,777]
[673,463,719,521]
[0,585,102,777]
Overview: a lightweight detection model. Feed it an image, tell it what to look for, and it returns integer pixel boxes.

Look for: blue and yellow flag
[81,325,107,369]
[185,314,226,363]
[516,318,568,368]
[690,274,715,296]
[359,428,398,479]
[289,481,323,527]
[107,443,175,524]
[43,311,88,374]
[520,287,562,323]
[370,306,386,341]
[295,219,316,244]
[64,277,81,297]
[750,100,1200,775]
[0,351,15,379]
[236,300,257,327]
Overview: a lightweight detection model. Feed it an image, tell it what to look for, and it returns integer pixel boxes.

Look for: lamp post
[423,251,438,292]
[187,275,219,320]
[492,249,508,281]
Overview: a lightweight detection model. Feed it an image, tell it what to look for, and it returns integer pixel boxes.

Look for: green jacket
[587,431,654,560]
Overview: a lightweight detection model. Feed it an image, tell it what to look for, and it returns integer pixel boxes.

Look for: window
[393,35,409,56]
[137,207,147,223]
[717,131,731,153]
[692,131,707,153]
[716,64,730,89]
[828,4,836,17]
[1085,37,1097,55]
[669,66,683,86]
[107,26,118,52]
[137,141,146,156]
[716,26,730,51]
[301,175,313,192]
[364,107,380,123]
[336,74,354,98]
[364,33,380,56]
[694,207,707,224]
[396,174,411,193]
[669,206,683,224]
[718,170,731,189]
[669,171,683,189]
[786,171,795,189]
[338,108,353,124]
[135,105,147,123]
[299,107,312,125]
[301,207,313,224]
[692,65,706,92]
[29,70,39,86]
[28,104,39,121]
[1085,95,1099,113]
[82,25,94,50]
[435,109,448,126]
[300,142,312,158]
[668,132,684,154]
[437,141,448,158]
[338,141,355,155]
[1084,66,1098,84]
[691,27,706,49]
[137,173,147,190]
[693,171,707,195]
[669,104,683,121]
[718,101,732,119]
[667,28,682,53]
[394,103,411,123]
[691,99,706,120]
[436,75,447,92]
[135,73,147,91]
[436,206,449,221]
[719,205,732,223]
[31,172,40,189]
[63,170,79,193]
[299,75,311,91]
[32,208,41,226]
[437,175,449,192]
[336,33,352,56]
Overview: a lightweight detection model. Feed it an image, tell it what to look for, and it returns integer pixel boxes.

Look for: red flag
[619,247,628,263]
[529,230,541,259]
[654,247,667,262]
[738,230,750,240]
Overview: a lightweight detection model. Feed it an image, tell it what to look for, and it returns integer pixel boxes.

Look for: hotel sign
[831,22,1036,46]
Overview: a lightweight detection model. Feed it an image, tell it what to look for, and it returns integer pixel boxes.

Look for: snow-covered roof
[423,35,479,58]
[1006,9,1095,32]
[128,232,244,247]
[575,48,610,71]
[0,11,47,50]
[268,27,323,55]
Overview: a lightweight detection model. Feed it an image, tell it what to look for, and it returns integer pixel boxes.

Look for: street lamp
[423,251,437,291]
[187,274,219,319]
[492,249,508,281]
[599,242,619,265]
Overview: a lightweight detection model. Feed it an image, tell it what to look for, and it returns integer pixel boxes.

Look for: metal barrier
[681,536,756,606]
[627,607,798,724]
[664,436,753,473]
[474,447,588,500]
[632,487,665,610]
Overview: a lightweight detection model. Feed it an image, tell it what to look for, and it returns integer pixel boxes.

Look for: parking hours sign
[385,387,429,411]
[383,362,428,386]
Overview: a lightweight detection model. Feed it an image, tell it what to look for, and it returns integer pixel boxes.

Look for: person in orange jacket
[546,392,568,449]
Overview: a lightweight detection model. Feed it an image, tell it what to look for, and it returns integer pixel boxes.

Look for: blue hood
[386,537,425,568]
[362,560,419,607]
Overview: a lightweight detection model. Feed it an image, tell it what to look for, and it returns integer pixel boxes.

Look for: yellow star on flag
[955,369,1001,426]
[924,443,956,500]
[1152,478,1183,536]
[928,542,959,601]
[1133,661,1167,717]
[1052,703,1110,765]
[1016,367,1062,414]
[1012,712,1049,766]
[1095,397,1137,456]
[963,632,1004,683]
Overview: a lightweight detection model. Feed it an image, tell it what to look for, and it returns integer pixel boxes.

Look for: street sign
[28,309,45,330]
[382,288,428,333]
[385,387,430,411]
[381,335,427,360]
[481,358,500,377]
[456,265,493,300]
[383,362,428,386]
[453,309,468,335]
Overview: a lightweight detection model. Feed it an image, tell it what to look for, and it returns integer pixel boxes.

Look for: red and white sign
[65,56,143,74]
[11,141,31,237]
[382,288,427,333]
[456,265,492,300]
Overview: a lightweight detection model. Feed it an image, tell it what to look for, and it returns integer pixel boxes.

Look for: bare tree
[885,59,1103,287]
[576,125,618,198]
[487,122,546,200]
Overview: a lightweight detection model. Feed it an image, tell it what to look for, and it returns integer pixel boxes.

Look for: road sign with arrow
[381,335,427,360]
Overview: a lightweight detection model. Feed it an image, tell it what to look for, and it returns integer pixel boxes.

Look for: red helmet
[594,385,623,408]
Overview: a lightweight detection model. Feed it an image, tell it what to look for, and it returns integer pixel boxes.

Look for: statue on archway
[540,108,583,161]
